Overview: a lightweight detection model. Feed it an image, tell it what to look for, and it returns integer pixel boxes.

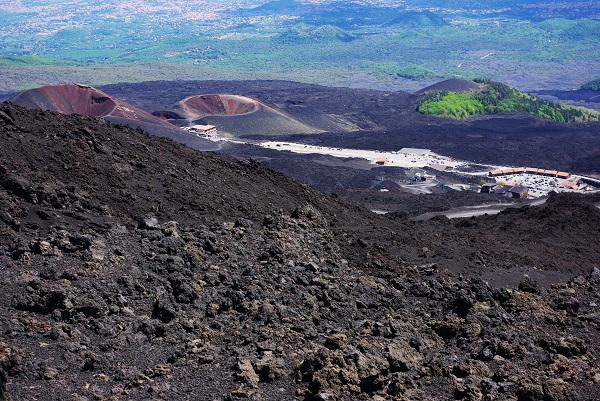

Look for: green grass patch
[418,92,484,119]
[397,63,438,80]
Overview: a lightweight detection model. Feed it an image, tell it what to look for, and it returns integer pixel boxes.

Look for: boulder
[233,359,259,397]
[254,354,286,383]
[385,340,422,372]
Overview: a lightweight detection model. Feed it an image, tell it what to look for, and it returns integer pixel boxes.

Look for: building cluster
[481,183,529,199]
[489,167,571,179]
[484,166,598,198]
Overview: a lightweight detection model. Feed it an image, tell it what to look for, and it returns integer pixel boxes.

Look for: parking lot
[257,141,459,169]
[489,173,591,198]
[225,138,599,200]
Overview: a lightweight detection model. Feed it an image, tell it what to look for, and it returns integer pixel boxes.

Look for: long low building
[190,124,217,135]
[489,167,571,179]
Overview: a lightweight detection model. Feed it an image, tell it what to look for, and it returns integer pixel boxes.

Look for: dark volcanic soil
[533,89,600,112]
[414,79,483,95]
[1,103,600,400]
[99,80,600,176]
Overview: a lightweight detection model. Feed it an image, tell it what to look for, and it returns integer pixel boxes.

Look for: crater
[176,94,260,119]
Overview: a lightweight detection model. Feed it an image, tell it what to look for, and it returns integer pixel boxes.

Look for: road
[257,141,459,169]
[412,197,548,220]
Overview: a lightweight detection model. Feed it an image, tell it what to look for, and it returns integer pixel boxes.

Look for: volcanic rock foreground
[1,104,600,400]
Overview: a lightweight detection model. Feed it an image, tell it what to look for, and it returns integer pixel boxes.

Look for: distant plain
[1,0,600,93]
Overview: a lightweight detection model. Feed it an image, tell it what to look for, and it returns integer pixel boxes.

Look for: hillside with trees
[580,78,600,91]
[418,79,600,122]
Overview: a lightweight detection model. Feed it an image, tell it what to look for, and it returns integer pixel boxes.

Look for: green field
[1,2,599,93]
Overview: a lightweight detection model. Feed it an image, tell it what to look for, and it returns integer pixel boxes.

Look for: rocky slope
[1,103,600,400]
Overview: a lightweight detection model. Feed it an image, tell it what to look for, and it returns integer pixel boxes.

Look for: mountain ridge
[8,84,220,151]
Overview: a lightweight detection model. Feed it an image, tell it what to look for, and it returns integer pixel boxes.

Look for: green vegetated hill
[580,78,600,91]
[418,79,600,122]
[382,10,448,28]
[277,23,356,43]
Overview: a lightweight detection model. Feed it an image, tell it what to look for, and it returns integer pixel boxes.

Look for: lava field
[1,103,600,400]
